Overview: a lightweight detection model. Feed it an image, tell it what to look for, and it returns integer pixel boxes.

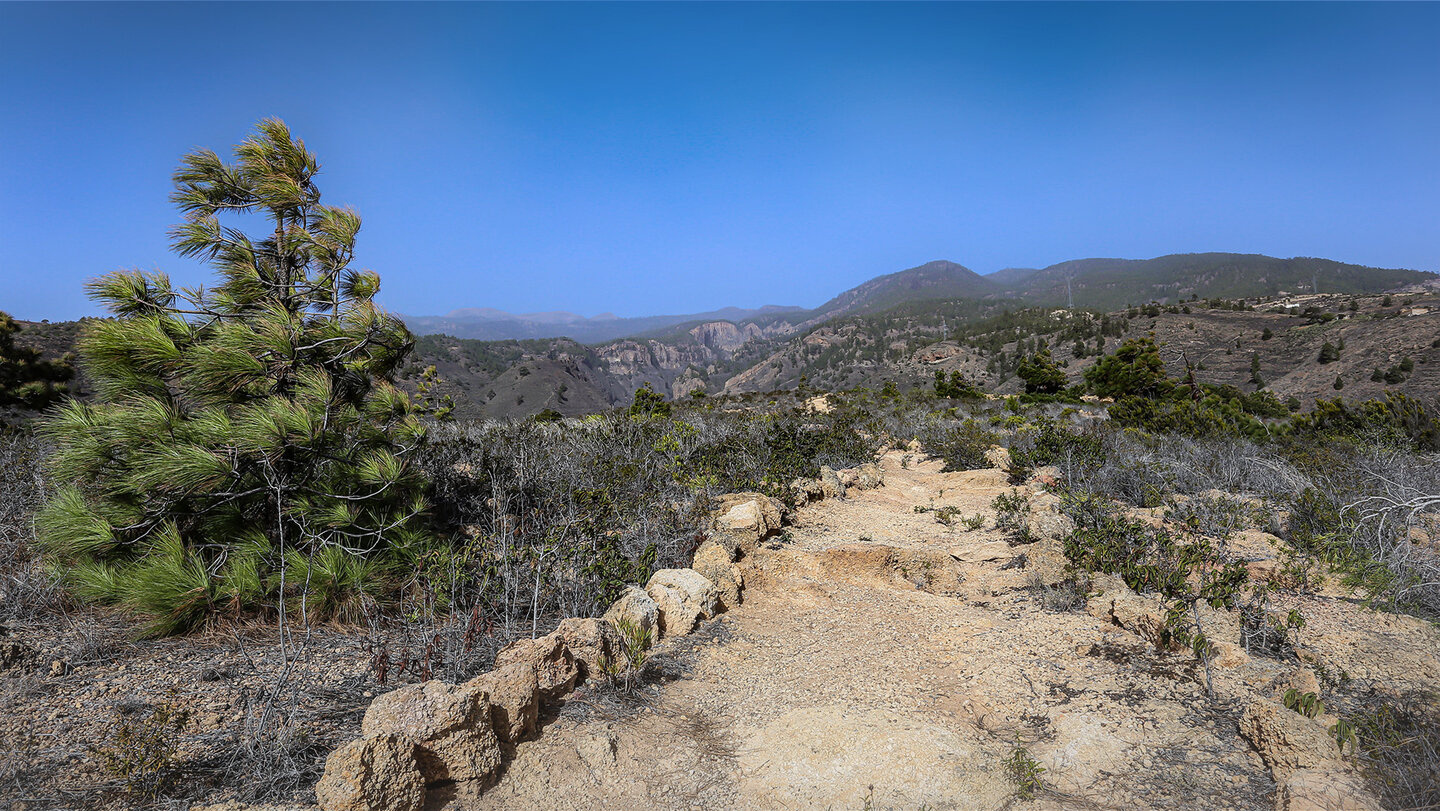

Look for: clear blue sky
[2,2,1437,321]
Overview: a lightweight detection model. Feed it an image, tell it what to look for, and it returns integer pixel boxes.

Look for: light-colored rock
[494,634,579,703]
[856,463,884,490]
[1027,509,1075,542]
[361,681,502,784]
[316,734,425,811]
[791,477,825,503]
[1025,536,1070,587]
[1239,699,1340,777]
[602,586,658,641]
[711,492,786,552]
[461,661,538,744]
[837,468,861,488]
[1279,762,1383,810]
[692,540,744,611]
[983,445,1011,471]
[1085,575,1176,650]
[645,568,719,638]
[553,617,622,682]
[819,466,846,500]
[1211,641,1249,668]
[1271,668,1321,702]
[948,541,1015,563]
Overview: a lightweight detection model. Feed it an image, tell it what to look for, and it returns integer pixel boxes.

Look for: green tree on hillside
[0,312,74,417]
[1016,349,1066,395]
[628,383,671,418]
[37,120,428,634]
[1084,337,1171,400]
[1249,353,1264,389]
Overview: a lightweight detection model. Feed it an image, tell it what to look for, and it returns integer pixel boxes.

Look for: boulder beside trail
[360,680,503,784]
[855,462,884,490]
[711,492,787,553]
[461,661,539,744]
[645,568,719,638]
[791,477,826,504]
[553,617,623,683]
[819,466,846,500]
[692,540,744,611]
[494,634,579,702]
[315,734,426,811]
[603,586,659,641]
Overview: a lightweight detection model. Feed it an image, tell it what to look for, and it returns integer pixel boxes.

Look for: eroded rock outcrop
[461,661,539,744]
[710,492,786,553]
[646,568,720,638]
[691,540,744,611]
[1238,699,1339,776]
[494,634,580,702]
[1084,574,1177,650]
[360,680,503,784]
[315,734,426,811]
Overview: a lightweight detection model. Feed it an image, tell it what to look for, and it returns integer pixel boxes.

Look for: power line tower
[1066,274,1074,309]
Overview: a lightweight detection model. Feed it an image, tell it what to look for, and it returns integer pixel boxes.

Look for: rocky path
[441,452,1437,811]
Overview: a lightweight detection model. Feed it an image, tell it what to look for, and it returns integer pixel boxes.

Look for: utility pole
[1067,274,1074,309]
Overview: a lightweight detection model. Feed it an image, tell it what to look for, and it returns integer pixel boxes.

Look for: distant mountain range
[403,253,1433,344]
[400,305,805,344]
[11,251,1437,423]
[380,252,1437,420]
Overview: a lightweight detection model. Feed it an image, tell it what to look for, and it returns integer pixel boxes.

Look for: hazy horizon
[4,2,1439,322]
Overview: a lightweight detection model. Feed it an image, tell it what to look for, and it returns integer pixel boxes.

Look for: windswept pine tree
[37,120,429,634]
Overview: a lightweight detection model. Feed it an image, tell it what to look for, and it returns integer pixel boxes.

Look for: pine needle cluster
[37,120,428,634]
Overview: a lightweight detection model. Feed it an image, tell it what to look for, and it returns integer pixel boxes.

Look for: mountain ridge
[402,253,1434,344]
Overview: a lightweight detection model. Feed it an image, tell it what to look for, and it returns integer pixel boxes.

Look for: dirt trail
[442,452,1439,811]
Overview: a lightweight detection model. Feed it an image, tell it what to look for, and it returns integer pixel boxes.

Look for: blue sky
[2,2,1438,321]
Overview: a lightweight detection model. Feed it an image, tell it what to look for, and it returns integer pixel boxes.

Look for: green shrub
[917,418,998,472]
[1003,746,1045,800]
[1016,349,1066,395]
[1007,418,1102,483]
[93,694,190,799]
[0,312,74,421]
[992,489,1033,544]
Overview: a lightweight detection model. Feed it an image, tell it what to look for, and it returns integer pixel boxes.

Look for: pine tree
[1016,349,1066,395]
[37,120,428,634]
[1249,353,1264,389]
[1084,337,1171,400]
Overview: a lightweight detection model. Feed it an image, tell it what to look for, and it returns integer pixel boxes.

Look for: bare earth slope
[447,454,1439,810]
